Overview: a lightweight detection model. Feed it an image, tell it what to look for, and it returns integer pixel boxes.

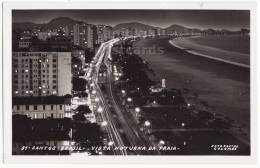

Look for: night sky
[12,10,250,30]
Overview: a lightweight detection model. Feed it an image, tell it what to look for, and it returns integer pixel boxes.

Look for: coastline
[169,37,250,69]
[134,38,250,131]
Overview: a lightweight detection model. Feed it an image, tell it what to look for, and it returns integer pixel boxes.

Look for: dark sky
[12,10,250,30]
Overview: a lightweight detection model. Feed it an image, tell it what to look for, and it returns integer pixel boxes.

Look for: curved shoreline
[168,40,250,69]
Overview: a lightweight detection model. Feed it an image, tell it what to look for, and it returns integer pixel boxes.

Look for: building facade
[97,25,113,44]
[12,52,72,97]
[12,96,72,119]
[73,23,97,49]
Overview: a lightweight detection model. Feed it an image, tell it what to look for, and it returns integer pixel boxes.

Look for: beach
[169,35,250,68]
[134,38,250,130]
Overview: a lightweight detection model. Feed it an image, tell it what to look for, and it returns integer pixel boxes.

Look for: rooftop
[13,96,67,105]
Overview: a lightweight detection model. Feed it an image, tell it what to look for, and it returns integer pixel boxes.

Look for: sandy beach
[169,36,250,68]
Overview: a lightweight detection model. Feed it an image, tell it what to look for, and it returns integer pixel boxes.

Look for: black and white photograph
[10,9,251,156]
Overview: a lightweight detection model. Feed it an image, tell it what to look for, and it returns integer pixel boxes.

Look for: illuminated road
[103,41,159,155]
[85,39,127,155]
[85,38,158,155]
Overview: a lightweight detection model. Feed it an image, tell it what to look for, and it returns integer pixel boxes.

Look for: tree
[76,105,92,114]
[72,77,87,91]
[72,113,86,121]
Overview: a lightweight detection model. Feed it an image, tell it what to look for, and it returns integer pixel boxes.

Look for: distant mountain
[165,24,190,34]
[13,17,84,32]
[41,17,81,30]
[113,22,156,31]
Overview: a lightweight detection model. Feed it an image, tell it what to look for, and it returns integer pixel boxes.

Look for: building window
[53,64,57,68]
[53,80,56,83]
[34,105,37,110]
[60,105,62,110]
[26,105,29,110]
[17,105,20,110]
[51,113,54,118]
[43,105,45,110]
[53,59,57,63]
[53,70,56,73]
[43,113,46,119]
[53,85,56,89]
[34,113,37,119]
[51,105,53,110]
[53,75,56,78]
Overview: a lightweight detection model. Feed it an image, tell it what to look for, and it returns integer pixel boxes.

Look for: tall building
[73,23,97,49]
[12,52,72,97]
[113,27,130,37]
[97,25,113,44]
[64,25,70,37]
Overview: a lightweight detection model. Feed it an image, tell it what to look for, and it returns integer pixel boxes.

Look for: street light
[144,120,151,127]
[97,107,103,113]
[159,140,165,145]
[135,107,141,113]
[94,97,99,102]
[101,121,108,126]
[108,141,114,146]
[121,90,126,94]
[92,90,97,94]
[181,122,185,127]
[127,97,132,102]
